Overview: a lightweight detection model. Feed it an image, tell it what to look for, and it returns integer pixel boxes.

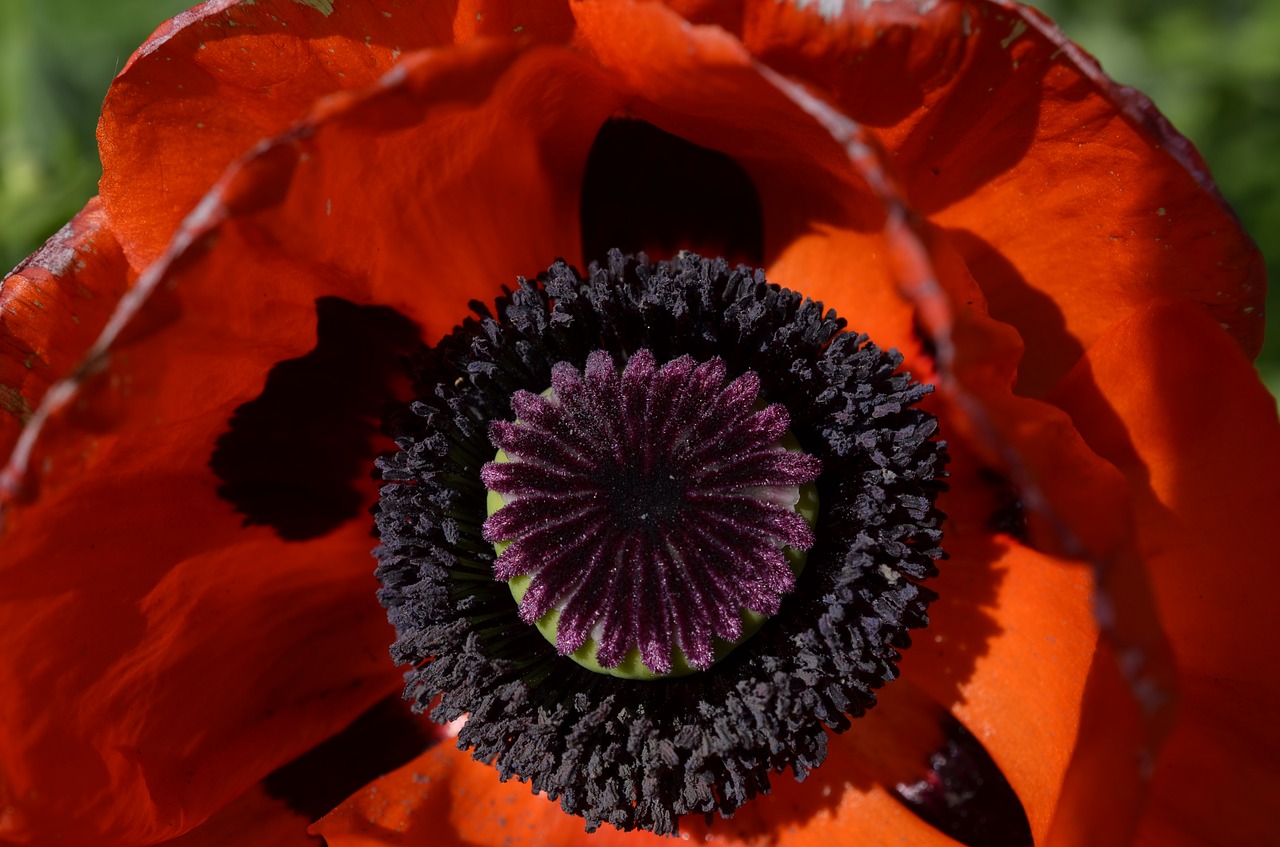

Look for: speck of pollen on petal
[373,251,947,835]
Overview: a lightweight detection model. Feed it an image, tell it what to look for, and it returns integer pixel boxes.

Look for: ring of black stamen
[374,251,947,834]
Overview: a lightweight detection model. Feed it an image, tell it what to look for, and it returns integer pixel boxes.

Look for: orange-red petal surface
[1042,643,1147,847]
[312,741,649,847]
[7,36,625,509]
[0,198,129,463]
[156,784,315,847]
[729,0,1264,396]
[98,0,577,270]
[904,442,1099,844]
[0,504,400,845]
[1053,301,1280,846]
[754,48,1175,788]
[571,0,892,262]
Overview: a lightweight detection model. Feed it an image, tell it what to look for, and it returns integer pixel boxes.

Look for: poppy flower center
[481,349,821,678]
[374,251,947,834]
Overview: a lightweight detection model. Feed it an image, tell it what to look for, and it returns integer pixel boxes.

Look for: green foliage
[1,0,1276,393]
[0,0,189,272]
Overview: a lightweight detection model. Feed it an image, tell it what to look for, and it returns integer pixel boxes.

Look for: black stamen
[374,252,946,833]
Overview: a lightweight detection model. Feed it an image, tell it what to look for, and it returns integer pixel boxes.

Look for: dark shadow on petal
[977,467,1028,543]
[263,695,441,821]
[580,117,765,268]
[210,297,420,541]
[892,714,1033,847]
[912,310,940,363]
[945,228,1085,398]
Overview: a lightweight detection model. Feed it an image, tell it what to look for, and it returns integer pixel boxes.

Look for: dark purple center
[480,348,822,675]
[593,459,684,527]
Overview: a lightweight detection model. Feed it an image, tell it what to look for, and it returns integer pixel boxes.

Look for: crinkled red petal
[713,0,1264,396]
[901,435,1099,844]
[153,783,315,847]
[1052,301,1280,846]
[927,228,1176,739]
[7,37,622,508]
[0,507,400,845]
[98,0,576,269]
[0,198,130,465]
[5,28,577,846]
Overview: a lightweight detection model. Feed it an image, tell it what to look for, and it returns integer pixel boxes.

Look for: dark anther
[580,118,765,267]
[263,695,440,820]
[893,715,1033,847]
[210,297,420,541]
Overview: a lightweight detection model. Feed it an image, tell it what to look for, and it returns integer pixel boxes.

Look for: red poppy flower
[1,1,1274,846]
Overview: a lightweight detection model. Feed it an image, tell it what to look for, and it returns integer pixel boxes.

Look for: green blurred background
[2,0,1277,397]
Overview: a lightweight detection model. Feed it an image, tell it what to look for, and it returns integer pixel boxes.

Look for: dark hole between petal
[912,311,940,363]
[263,695,440,820]
[210,297,420,541]
[978,467,1029,542]
[892,714,1033,847]
[580,117,765,267]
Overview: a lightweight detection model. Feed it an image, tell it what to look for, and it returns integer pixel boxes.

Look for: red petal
[0,198,130,463]
[903,437,1099,844]
[731,0,1264,396]
[1042,643,1147,847]
[155,784,314,847]
[915,246,1178,842]
[1051,301,1280,845]
[7,37,622,508]
[98,0,576,269]
[0,509,400,845]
